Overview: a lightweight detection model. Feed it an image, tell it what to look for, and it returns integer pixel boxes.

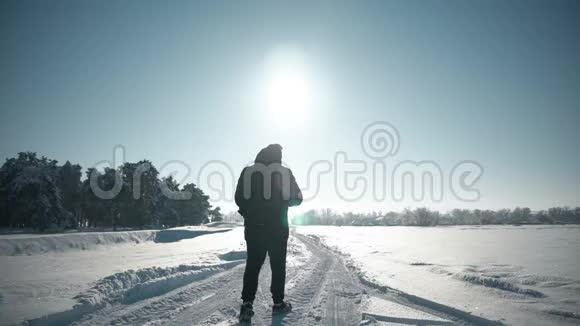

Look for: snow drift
[0,226,233,256]
[0,231,156,256]
[26,255,246,326]
[75,260,245,307]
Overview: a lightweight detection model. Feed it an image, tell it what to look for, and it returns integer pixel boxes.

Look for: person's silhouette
[235,144,302,321]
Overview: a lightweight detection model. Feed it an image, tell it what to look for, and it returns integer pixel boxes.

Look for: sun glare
[261,46,315,126]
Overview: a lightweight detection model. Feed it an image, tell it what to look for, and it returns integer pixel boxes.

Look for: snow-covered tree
[209,206,223,222]
[0,152,71,230]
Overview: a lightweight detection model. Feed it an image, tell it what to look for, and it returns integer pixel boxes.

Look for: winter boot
[272,301,292,314]
[239,302,254,321]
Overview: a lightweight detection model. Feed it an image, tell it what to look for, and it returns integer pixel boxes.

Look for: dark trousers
[241,226,289,304]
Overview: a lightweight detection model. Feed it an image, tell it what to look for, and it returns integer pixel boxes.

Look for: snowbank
[26,258,246,326]
[0,226,235,256]
[0,231,156,256]
[75,260,245,307]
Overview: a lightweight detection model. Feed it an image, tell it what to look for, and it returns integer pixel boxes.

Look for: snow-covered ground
[2,223,578,325]
[0,225,243,325]
[0,223,318,326]
[296,225,580,325]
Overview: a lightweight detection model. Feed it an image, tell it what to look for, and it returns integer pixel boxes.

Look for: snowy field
[0,225,245,325]
[297,225,580,325]
[1,224,578,325]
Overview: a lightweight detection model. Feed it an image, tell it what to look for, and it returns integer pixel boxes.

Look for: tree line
[291,207,580,226]
[0,152,222,231]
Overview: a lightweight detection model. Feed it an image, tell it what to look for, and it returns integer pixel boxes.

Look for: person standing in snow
[235,144,303,321]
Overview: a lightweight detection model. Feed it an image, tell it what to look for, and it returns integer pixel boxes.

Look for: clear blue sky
[1,0,579,213]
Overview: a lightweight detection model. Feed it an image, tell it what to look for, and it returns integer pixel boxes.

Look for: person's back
[235,144,302,229]
[234,144,302,321]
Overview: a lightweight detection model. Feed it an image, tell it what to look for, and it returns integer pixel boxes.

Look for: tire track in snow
[286,233,363,325]
[172,232,364,325]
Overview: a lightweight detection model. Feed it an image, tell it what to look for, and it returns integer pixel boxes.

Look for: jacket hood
[255,144,282,165]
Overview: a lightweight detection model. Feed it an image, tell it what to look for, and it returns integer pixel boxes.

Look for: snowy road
[62,232,496,326]
[69,233,360,325]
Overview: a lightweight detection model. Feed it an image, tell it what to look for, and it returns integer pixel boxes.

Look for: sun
[266,65,313,119]
[261,46,316,125]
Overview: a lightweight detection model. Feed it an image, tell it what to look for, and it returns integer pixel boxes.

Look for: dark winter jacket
[235,144,302,230]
